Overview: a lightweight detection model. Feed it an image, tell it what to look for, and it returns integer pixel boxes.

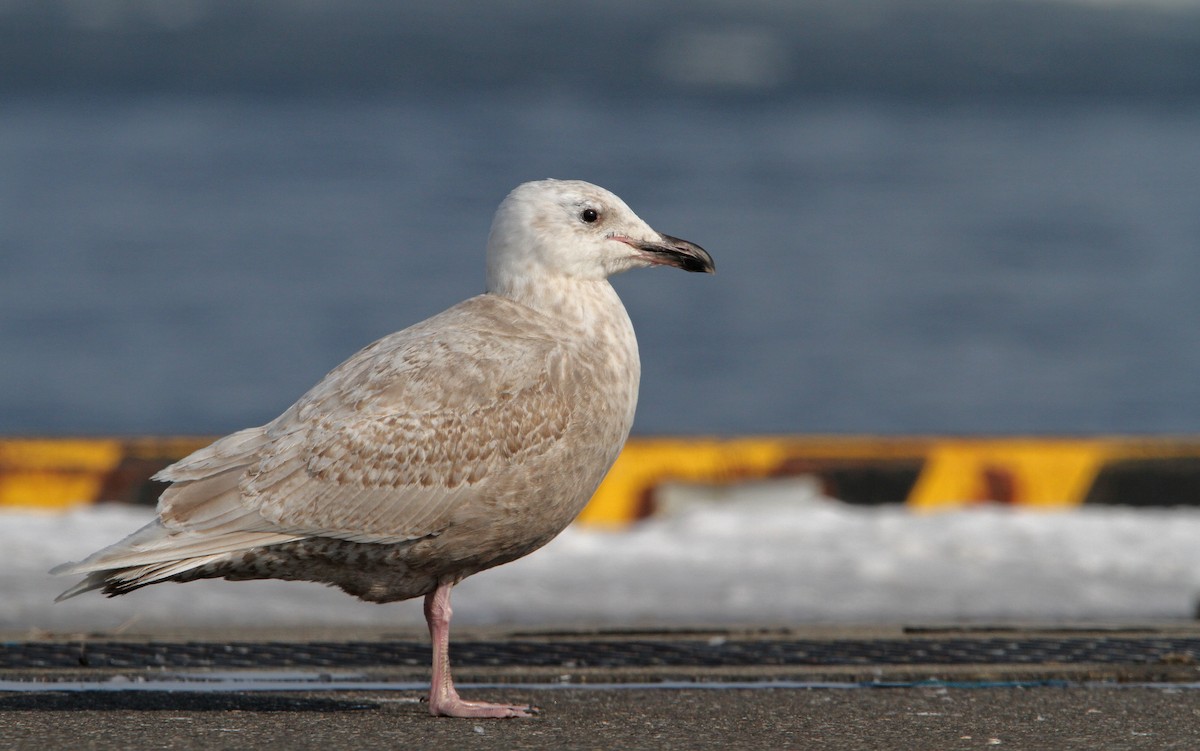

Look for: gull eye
[580,208,599,224]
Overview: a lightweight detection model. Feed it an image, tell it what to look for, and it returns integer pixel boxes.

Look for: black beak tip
[658,234,715,274]
[683,254,716,274]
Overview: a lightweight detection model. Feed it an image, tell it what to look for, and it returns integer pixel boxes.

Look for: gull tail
[50,518,303,601]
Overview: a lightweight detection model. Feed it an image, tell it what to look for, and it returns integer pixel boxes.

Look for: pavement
[3,624,1200,750]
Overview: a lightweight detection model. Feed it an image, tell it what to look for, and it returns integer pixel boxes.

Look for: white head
[485,179,713,296]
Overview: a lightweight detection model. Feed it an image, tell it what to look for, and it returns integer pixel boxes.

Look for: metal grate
[1,637,1197,670]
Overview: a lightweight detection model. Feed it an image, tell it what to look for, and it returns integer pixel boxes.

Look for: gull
[53,178,714,718]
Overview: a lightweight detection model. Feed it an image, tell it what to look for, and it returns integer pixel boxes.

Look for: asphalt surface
[5,685,1200,750]
[3,625,1200,750]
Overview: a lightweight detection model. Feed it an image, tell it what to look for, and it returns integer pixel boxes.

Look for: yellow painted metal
[0,439,124,509]
[576,435,931,526]
[577,437,782,526]
[907,439,1112,511]
[5,435,1200,522]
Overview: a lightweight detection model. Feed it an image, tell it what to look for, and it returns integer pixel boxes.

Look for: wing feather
[243,345,575,542]
[156,296,579,545]
[154,426,268,483]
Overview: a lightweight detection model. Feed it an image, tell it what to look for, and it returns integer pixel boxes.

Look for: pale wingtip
[53,572,107,602]
[50,560,107,602]
[48,560,80,577]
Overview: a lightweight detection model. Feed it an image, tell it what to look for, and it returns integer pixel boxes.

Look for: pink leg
[423,580,537,718]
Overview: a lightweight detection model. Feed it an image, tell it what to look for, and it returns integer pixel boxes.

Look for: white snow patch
[7,487,1200,631]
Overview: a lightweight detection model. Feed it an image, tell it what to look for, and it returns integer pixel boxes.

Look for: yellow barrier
[0,437,208,510]
[577,436,931,525]
[0,439,123,510]
[3,436,1200,523]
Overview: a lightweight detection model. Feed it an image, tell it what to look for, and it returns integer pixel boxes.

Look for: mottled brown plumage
[53,179,713,717]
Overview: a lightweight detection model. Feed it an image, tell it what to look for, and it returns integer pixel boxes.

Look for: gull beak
[616,233,715,274]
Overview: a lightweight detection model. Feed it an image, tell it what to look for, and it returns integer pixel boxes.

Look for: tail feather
[51,424,301,602]
[54,553,229,601]
[54,571,110,602]
[50,518,302,601]
[52,520,301,573]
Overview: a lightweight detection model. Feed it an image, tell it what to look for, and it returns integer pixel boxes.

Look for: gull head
[486,179,713,294]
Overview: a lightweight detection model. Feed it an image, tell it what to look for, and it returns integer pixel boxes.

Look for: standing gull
[53,179,714,718]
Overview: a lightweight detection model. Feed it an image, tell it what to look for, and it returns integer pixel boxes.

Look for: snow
[6,478,1200,631]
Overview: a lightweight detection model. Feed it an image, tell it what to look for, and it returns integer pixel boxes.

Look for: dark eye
[580,208,599,223]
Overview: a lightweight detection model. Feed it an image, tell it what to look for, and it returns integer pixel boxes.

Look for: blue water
[3,2,1200,436]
